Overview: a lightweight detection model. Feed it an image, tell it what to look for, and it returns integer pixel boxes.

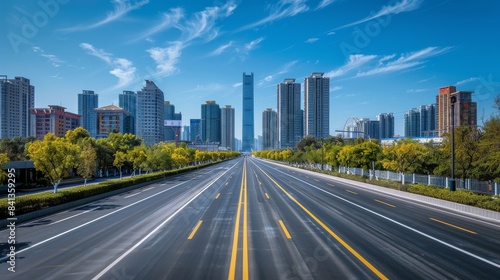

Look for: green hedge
[0,162,215,219]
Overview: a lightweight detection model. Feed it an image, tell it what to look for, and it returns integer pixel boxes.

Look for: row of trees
[2,128,239,193]
[253,115,500,182]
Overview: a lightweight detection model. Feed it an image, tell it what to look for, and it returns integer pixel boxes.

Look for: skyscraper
[277,79,302,149]
[190,119,202,144]
[304,72,330,139]
[0,76,35,138]
[377,113,394,139]
[404,108,421,138]
[452,91,477,128]
[242,72,254,152]
[201,101,221,144]
[262,108,277,150]
[357,118,380,140]
[78,90,98,138]
[419,104,437,137]
[136,80,164,145]
[436,86,456,136]
[221,105,235,150]
[164,101,178,141]
[119,90,136,134]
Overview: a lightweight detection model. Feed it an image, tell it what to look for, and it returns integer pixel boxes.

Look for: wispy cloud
[331,86,342,92]
[406,88,430,93]
[233,82,243,88]
[61,0,149,32]
[237,0,308,31]
[147,41,183,77]
[237,37,265,60]
[79,43,137,89]
[333,0,422,30]
[32,46,64,67]
[209,41,233,56]
[257,60,298,86]
[456,77,480,85]
[316,0,339,10]
[325,54,378,78]
[305,38,319,43]
[417,76,436,83]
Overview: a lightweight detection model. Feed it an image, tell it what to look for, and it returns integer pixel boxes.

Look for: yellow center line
[243,161,249,280]
[254,164,388,280]
[187,220,203,240]
[215,193,220,199]
[228,162,245,280]
[375,199,396,208]
[279,220,292,239]
[265,193,270,199]
[345,189,358,195]
[430,218,477,235]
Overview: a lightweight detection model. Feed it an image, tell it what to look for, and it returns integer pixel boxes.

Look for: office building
[377,113,394,139]
[221,105,235,150]
[136,80,164,145]
[94,104,133,138]
[242,72,254,152]
[262,108,277,150]
[1,76,35,138]
[181,125,190,141]
[357,118,380,140]
[201,101,221,144]
[277,79,302,149]
[452,91,477,128]
[164,101,182,141]
[304,72,330,139]
[119,90,136,134]
[404,108,421,138]
[190,119,202,144]
[419,104,438,137]
[78,90,98,138]
[31,105,80,139]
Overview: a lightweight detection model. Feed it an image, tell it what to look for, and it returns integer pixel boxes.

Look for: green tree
[65,127,91,144]
[0,136,37,161]
[113,151,128,179]
[476,116,500,181]
[127,144,148,175]
[337,145,356,168]
[95,139,115,177]
[0,153,10,183]
[356,141,381,171]
[381,138,429,174]
[27,134,80,193]
[77,142,97,185]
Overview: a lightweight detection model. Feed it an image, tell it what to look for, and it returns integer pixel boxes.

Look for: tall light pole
[450,94,457,192]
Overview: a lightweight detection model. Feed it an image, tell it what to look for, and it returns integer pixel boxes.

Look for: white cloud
[317,0,338,10]
[32,46,64,67]
[456,77,480,85]
[233,82,243,88]
[305,38,319,43]
[79,43,112,64]
[264,75,273,82]
[327,31,336,36]
[61,0,149,32]
[237,0,308,31]
[147,41,183,77]
[331,86,342,92]
[334,0,422,30]
[210,41,233,56]
[244,37,265,52]
[325,54,377,78]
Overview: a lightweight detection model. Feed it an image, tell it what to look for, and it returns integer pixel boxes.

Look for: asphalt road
[1,156,499,279]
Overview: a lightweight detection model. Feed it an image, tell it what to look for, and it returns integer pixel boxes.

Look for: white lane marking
[251,159,500,269]
[142,187,154,192]
[49,207,100,225]
[92,162,238,280]
[0,162,239,262]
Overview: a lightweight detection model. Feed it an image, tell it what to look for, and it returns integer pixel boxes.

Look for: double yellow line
[228,159,249,280]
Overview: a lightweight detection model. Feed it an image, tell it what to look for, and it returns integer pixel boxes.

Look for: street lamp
[450,94,457,192]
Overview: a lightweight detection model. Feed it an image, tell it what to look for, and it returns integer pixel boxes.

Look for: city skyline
[2,0,500,138]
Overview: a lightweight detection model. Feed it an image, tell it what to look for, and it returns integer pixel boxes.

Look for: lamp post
[450,94,457,192]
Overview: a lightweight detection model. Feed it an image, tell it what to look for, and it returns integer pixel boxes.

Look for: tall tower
[136,80,164,145]
[1,76,35,138]
[221,105,235,150]
[436,86,456,136]
[262,108,277,150]
[242,72,254,152]
[304,72,330,139]
[164,101,176,141]
[377,113,394,138]
[119,90,136,134]
[201,101,221,144]
[190,119,202,143]
[78,90,99,138]
[277,78,302,149]
[404,108,421,138]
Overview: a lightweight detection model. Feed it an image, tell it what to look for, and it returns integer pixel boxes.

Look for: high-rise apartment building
[181,125,190,141]
[94,105,133,138]
[221,105,235,150]
[304,72,330,139]
[31,105,80,139]
[119,90,136,134]
[277,79,302,149]
[419,104,437,137]
[404,108,421,138]
[136,80,164,145]
[201,101,221,144]
[1,76,35,138]
[436,86,456,136]
[190,119,202,143]
[357,118,380,140]
[164,101,182,141]
[242,72,254,152]
[262,108,277,150]
[78,90,98,138]
[376,113,394,139]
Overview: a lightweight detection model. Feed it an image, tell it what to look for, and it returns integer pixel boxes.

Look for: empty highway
[1,156,499,279]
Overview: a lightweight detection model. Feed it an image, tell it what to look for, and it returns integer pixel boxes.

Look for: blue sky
[2,0,500,139]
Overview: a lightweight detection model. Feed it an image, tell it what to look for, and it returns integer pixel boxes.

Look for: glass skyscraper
[304,72,330,139]
[277,79,302,149]
[221,105,235,150]
[119,90,136,134]
[242,72,254,152]
[78,90,98,138]
[201,101,221,144]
